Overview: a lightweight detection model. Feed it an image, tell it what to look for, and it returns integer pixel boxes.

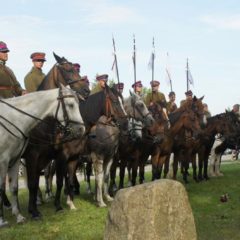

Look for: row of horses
[1,52,240,227]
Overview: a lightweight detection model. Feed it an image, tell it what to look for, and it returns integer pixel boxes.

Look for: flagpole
[151,37,155,101]
[112,35,120,87]
[133,34,136,93]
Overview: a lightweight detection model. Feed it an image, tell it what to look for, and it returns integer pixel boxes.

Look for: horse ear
[53,52,62,64]
[200,95,204,101]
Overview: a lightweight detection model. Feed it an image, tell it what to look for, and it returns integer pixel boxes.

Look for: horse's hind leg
[0,164,9,227]
[85,161,92,194]
[8,161,25,224]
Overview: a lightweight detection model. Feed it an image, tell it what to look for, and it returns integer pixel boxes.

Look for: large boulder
[104,179,197,240]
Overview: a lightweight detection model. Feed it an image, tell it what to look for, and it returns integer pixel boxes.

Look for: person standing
[167,91,177,114]
[91,74,108,94]
[0,41,25,98]
[24,52,46,93]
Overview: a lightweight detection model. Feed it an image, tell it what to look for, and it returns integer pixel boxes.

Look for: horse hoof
[105,196,114,202]
[17,215,26,224]
[56,206,64,212]
[97,202,107,208]
[0,218,9,228]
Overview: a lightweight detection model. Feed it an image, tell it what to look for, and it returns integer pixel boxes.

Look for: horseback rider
[144,80,169,127]
[180,90,193,106]
[81,75,90,86]
[166,91,177,114]
[113,82,124,94]
[203,103,211,118]
[0,41,26,98]
[132,81,143,97]
[91,74,108,95]
[73,63,81,73]
[24,52,46,93]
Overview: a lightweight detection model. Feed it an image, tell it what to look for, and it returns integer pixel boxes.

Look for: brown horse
[22,52,89,219]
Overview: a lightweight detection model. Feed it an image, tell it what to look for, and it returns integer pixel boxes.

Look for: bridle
[131,98,151,122]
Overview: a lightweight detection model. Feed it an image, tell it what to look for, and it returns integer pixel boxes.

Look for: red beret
[0,41,9,52]
[150,80,160,87]
[115,82,124,90]
[185,90,193,96]
[96,74,108,82]
[132,81,143,88]
[30,52,46,61]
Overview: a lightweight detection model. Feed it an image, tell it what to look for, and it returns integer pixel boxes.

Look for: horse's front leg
[91,153,106,207]
[109,155,118,196]
[103,158,114,202]
[8,161,25,224]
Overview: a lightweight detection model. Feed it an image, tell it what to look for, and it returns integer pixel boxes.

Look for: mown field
[1,161,240,240]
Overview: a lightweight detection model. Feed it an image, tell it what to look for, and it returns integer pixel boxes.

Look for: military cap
[30,52,46,61]
[73,63,81,72]
[132,81,143,88]
[115,82,124,90]
[168,91,175,97]
[0,41,9,52]
[96,74,108,82]
[185,90,193,96]
[150,80,160,87]
[81,75,89,85]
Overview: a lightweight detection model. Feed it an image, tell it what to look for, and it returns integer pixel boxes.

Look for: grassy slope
[1,162,240,240]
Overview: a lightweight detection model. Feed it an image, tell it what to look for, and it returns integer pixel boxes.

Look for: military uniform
[144,91,166,107]
[167,101,177,113]
[90,84,104,95]
[24,67,45,92]
[0,61,23,98]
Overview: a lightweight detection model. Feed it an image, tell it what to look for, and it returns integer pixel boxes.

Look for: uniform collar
[0,60,5,65]
[32,66,42,72]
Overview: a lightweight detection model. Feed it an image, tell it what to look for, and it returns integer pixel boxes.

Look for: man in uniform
[132,81,143,96]
[113,82,124,94]
[24,52,46,93]
[203,103,211,119]
[167,91,177,114]
[81,75,90,86]
[144,80,167,108]
[0,41,25,98]
[73,63,81,73]
[180,90,193,106]
[91,74,108,94]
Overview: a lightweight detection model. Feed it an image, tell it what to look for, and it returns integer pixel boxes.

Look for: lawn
[1,162,240,240]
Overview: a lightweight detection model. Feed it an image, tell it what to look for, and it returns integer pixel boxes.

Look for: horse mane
[37,65,56,90]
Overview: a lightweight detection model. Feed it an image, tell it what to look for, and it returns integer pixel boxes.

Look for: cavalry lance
[112,36,120,89]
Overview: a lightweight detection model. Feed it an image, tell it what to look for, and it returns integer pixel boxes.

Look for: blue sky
[2,0,240,114]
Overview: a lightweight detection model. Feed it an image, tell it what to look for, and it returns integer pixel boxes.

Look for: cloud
[201,14,240,30]
[81,1,145,25]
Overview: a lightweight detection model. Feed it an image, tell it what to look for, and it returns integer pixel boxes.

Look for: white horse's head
[55,84,85,138]
[124,91,155,128]
[128,118,143,141]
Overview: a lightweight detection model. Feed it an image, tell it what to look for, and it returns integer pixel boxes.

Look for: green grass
[1,162,240,240]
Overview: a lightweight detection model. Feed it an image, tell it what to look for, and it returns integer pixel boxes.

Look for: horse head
[191,96,207,127]
[104,85,128,132]
[55,84,85,139]
[124,91,155,128]
[38,53,90,99]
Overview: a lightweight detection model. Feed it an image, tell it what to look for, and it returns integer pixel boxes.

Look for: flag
[111,55,116,71]
[148,51,155,70]
[188,69,194,85]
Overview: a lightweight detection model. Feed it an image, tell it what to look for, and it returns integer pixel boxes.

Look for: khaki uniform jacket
[167,101,177,114]
[24,67,45,93]
[90,84,104,95]
[144,91,166,107]
[0,62,23,98]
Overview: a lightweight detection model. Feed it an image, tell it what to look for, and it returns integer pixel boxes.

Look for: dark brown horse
[22,52,89,219]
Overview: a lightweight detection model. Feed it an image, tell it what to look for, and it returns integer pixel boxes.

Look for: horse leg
[139,155,146,184]
[197,150,204,181]
[91,153,106,207]
[109,155,118,196]
[8,161,25,224]
[152,150,160,181]
[131,156,139,186]
[0,164,9,227]
[203,151,210,180]
[119,158,127,189]
[192,154,198,182]
[54,158,65,212]
[85,161,92,194]
[163,154,170,178]
[45,160,55,201]
[215,154,224,177]
[103,158,114,202]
